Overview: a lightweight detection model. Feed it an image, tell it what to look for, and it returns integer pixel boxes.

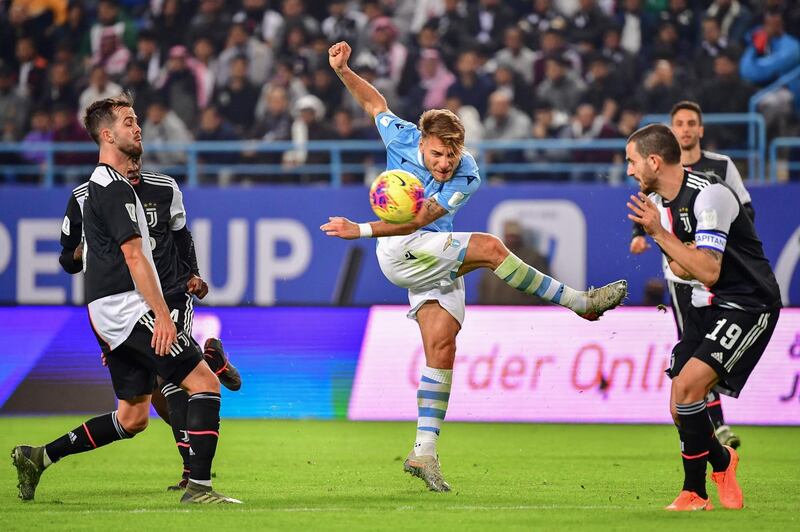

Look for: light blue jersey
[375,111,481,233]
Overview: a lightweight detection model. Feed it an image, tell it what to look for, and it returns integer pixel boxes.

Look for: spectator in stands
[478,221,551,305]
[331,108,376,184]
[217,20,274,88]
[281,24,315,77]
[259,59,310,115]
[615,0,657,56]
[694,16,735,79]
[365,16,408,89]
[740,9,800,135]
[39,62,79,113]
[21,108,53,166]
[236,0,284,48]
[701,50,755,148]
[493,62,533,113]
[196,105,241,166]
[659,0,699,49]
[465,0,516,54]
[493,27,537,85]
[0,62,30,141]
[482,89,531,172]
[121,61,154,116]
[398,23,445,98]
[566,101,618,181]
[706,0,753,44]
[14,36,48,102]
[433,0,470,59]
[570,0,611,48]
[91,27,131,78]
[322,0,367,51]
[188,0,233,52]
[214,55,261,137]
[531,25,581,86]
[651,21,692,62]
[51,104,94,169]
[583,53,623,122]
[135,30,162,85]
[142,98,193,167]
[284,94,333,182]
[7,0,66,59]
[636,59,691,114]
[519,0,565,50]
[446,49,494,117]
[444,94,483,150]
[192,37,219,108]
[78,65,122,120]
[536,54,587,114]
[89,0,137,57]
[51,2,90,57]
[150,0,188,55]
[158,46,199,129]
[601,24,639,87]
[252,85,293,141]
[309,68,342,119]
[615,103,643,138]
[277,0,321,53]
[404,49,456,120]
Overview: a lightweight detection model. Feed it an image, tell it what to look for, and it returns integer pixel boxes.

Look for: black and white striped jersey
[651,170,781,312]
[83,164,159,350]
[684,150,753,218]
[61,170,193,297]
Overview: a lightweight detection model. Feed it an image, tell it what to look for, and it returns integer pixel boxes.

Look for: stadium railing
[641,113,766,182]
[768,137,800,182]
[0,113,767,187]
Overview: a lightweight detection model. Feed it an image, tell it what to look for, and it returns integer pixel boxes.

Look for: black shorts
[667,280,693,339]
[667,306,780,398]
[107,294,202,400]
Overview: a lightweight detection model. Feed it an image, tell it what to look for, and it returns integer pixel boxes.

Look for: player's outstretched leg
[493,252,627,320]
[707,390,741,449]
[203,338,242,391]
[179,362,241,504]
[11,408,139,501]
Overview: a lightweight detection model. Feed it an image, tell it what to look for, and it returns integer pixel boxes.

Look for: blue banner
[0,184,798,305]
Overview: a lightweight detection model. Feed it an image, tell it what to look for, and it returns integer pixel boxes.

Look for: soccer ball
[369,169,425,224]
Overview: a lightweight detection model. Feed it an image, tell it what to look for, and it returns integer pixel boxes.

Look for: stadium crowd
[1,0,799,183]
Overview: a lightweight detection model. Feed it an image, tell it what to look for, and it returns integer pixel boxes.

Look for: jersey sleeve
[693,183,740,254]
[60,194,83,251]
[168,181,187,231]
[100,180,142,246]
[375,111,418,148]
[433,170,481,214]
[722,156,752,206]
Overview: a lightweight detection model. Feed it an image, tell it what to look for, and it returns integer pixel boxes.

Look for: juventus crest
[679,208,692,233]
[144,204,158,228]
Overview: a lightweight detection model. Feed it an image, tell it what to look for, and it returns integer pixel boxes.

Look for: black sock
[706,390,725,429]
[707,428,731,473]
[162,382,191,477]
[45,411,133,464]
[186,392,221,483]
[676,400,711,499]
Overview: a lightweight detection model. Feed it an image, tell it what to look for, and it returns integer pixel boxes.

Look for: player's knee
[182,362,220,395]
[118,411,149,434]
[483,234,507,265]
[673,376,705,404]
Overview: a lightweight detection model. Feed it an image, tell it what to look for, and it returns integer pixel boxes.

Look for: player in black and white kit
[630,101,753,449]
[626,124,781,512]
[59,156,242,491]
[11,94,241,504]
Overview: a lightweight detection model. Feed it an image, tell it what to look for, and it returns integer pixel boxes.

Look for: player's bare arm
[627,192,721,286]
[321,197,447,240]
[329,41,388,118]
[120,236,177,355]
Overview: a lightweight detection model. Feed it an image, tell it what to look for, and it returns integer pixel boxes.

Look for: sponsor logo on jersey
[448,191,465,208]
[710,352,724,364]
[125,203,137,222]
[679,209,692,233]
[380,116,392,127]
[145,204,158,227]
[699,208,718,229]
[62,216,70,235]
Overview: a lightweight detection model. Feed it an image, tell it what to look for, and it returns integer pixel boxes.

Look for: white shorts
[376,231,471,325]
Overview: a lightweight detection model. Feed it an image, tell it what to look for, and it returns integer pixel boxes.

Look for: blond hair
[418,109,465,154]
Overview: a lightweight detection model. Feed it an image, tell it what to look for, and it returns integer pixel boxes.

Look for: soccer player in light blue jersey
[321,41,628,492]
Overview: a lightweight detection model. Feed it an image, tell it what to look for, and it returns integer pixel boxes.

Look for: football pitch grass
[1,418,798,531]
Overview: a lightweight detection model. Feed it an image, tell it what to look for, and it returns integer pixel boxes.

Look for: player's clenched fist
[320,216,359,240]
[328,41,351,71]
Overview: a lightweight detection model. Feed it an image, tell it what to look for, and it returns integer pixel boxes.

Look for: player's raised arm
[329,41,388,118]
[321,197,448,240]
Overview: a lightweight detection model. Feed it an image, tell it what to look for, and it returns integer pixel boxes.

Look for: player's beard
[117,135,143,158]
[679,137,698,151]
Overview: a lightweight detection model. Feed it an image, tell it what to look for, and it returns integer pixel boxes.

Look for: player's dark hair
[627,123,681,165]
[418,109,465,154]
[83,92,134,145]
[670,100,703,125]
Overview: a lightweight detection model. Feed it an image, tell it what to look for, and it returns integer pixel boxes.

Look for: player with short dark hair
[626,123,781,511]
[630,100,753,449]
[59,155,242,491]
[11,93,241,504]
[322,41,627,492]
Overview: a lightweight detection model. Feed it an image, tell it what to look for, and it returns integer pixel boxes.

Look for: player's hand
[100,353,107,367]
[627,193,663,238]
[629,235,650,254]
[73,242,84,262]
[151,312,177,356]
[186,274,209,299]
[328,41,351,72]
[320,217,360,239]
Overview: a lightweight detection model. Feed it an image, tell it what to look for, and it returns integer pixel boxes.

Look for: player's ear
[100,127,114,144]
[699,125,704,140]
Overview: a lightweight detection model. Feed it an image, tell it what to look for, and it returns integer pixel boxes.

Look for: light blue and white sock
[494,252,587,313]
[414,366,452,457]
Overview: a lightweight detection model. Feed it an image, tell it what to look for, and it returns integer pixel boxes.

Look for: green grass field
[1,418,798,531]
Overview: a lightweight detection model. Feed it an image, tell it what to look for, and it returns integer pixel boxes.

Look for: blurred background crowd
[2,0,799,184]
